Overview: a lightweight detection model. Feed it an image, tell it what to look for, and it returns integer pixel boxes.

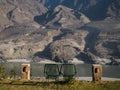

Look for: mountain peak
[54,5,73,12]
[39,0,119,20]
[35,5,90,28]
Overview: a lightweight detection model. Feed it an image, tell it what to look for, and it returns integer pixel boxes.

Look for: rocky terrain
[35,5,90,28]
[0,0,47,60]
[0,0,47,31]
[0,0,120,65]
[39,0,115,20]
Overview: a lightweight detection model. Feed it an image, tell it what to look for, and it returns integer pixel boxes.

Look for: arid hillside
[0,0,120,65]
[0,0,47,31]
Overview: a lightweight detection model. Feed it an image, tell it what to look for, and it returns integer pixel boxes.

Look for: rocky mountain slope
[0,0,48,60]
[107,0,120,19]
[39,0,120,20]
[0,4,89,63]
[81,19,120,58]
[0,0,120,64]
[35,5,90,28]
[0,0,47,31]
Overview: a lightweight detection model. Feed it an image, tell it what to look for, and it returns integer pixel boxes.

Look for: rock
[0,0,120,65]
[39,0,114,20]
[107,0,120,19]
[35,5,90,28]
[0,42,47,59]
[48,39,81,63]
[0,0,47,31]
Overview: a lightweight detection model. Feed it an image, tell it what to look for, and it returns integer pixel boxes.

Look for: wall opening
[23,67,27,72]
[95,68,99,73]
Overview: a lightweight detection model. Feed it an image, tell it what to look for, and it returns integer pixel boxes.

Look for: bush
[9,69,16,79]
[0,64,7,79]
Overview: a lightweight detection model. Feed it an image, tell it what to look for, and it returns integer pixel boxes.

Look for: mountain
[107,0,120,19]
[0,0,49,60]
[0,0,47,31]
[39,0,120,20]
[81,19,120,58]
[35,5,90,28]
[0,0,120,64]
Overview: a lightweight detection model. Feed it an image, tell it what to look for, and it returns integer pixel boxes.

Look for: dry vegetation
[0,80,120,90]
